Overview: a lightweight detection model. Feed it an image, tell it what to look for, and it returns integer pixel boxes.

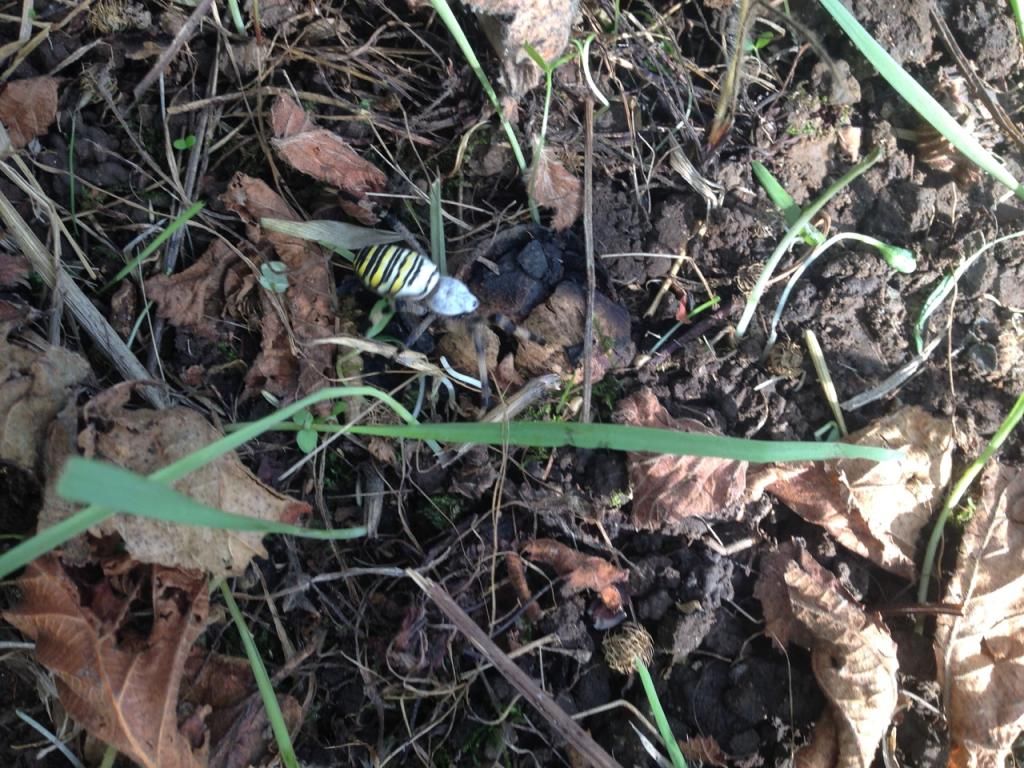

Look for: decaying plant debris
[2,0,1024,766]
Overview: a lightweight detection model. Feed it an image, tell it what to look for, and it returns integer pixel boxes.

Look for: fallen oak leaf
[3,556,209,768]
[757,544,899,768]
[0,76,59,148]
[270,94,387,200]
[523,538,628,615]
[614,388,748,533]
[753,405,953,579]
[934,463,1024,767]
[529,147,581,230]
[37,383,311,576]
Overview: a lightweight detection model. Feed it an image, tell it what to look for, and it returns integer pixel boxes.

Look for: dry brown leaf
[270,94,386,199]
[614,388,748,531]
[934,463,1024,767]
[181,651,303,768]
[0,324,92,475]
[465,0,577,98]
[145,240,252,341]
[679,734,729,766]
[221,173,337,400]
[0,76,59,148]
[529,148,581,230]
[3,556,209,768]
[794,708,840,768]
[757,544,899,768]
[523,538,628,613]
[0,251,30,287]
[38,383,311,575]
[755,406,953,578]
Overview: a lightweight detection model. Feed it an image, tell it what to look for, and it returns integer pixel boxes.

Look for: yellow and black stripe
[353,244,440,301]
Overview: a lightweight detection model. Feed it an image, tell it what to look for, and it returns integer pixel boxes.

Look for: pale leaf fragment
[757,545,899,768]
[38,384,311,576]
[756,406,953,578]
[529,148,581,230]
[614,388,748,531]
[934,463,1024,768]
[0,76,59,148]
[3,556,209,768]
[270,94,386,199]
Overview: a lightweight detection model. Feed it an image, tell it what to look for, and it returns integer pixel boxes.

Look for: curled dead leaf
[270,94,386,199]
[934,463,1024,767]
[523,538,628,615]
[529,148,581,231]
[756,544,899,768]
[0,76,59,148]
[3,556,209,768]
[37,383,311,576]
[754,406,953,579]
[614,388,748,532]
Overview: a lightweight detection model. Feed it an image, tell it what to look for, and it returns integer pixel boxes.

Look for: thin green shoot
[283,419,902,464]
[633,659,688,768]
[574,34,609,108]
[648,295,722,356]
[126,300,154,347]
[103,200,205,291]
[259,218,405,262]
[804,329,847,436]
[736,147,882,338]
[818,0,1024,200]
[752,161,824,246]
[429,177,446,275]
[365,298,397,339]
[98,746,116,768]
[913,230,1024,353]
[765,231,915,351]
[219,580,299,768]
[225,0,246,35]
[917,389,1024,606]
[428,0,528,174]
[0,385,434,580]
[1011,0,1024,45]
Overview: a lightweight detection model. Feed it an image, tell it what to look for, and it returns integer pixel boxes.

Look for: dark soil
[2,0,1024,767]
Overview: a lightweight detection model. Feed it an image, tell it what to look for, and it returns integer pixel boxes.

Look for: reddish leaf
[0,76,59,148]
[529,148,581,230]
[523,538,628,613]
[3,556,209,768]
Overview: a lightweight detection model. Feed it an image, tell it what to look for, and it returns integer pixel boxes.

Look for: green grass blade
[429,178,446,275]
[219,581,299,768]
[818,0,1024,200]
[57,457,366,539]
[634,659,688,768]
[736,147,882,338]
[104,201,205,291]
[752,161,825,246]
[1011,0,1024,44]
[343,421,899,463]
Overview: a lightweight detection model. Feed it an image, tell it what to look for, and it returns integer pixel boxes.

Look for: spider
[351,243,543,408]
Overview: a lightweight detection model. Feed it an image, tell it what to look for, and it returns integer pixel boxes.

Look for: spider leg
[489,312,545,345]
[472,319,492,410]
[404,310,436,347]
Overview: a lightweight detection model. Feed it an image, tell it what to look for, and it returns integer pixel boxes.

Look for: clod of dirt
[757,542,899,768]
[516,281,634,382]
[38,384,311,576]
[952,2,1021,81]
[752,405,954,579]
[469,230,566,320]
[0,323,93,476]
[463,0,578,98]
[614,389,749,531]
[934,463,1024,768]
[3,556,209,768]
[843,0,934,67]
[529,148,581,231]
[523,538,628,618]
[0,76,59,149]
[269,94,387,202]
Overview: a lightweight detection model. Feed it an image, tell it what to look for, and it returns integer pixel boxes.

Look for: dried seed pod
[602,622,654,674]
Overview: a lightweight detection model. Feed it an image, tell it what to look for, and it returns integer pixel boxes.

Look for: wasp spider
[352,244,543,408]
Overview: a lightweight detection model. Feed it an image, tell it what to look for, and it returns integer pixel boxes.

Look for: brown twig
[408,570,624,768]
[132,0,215,102]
